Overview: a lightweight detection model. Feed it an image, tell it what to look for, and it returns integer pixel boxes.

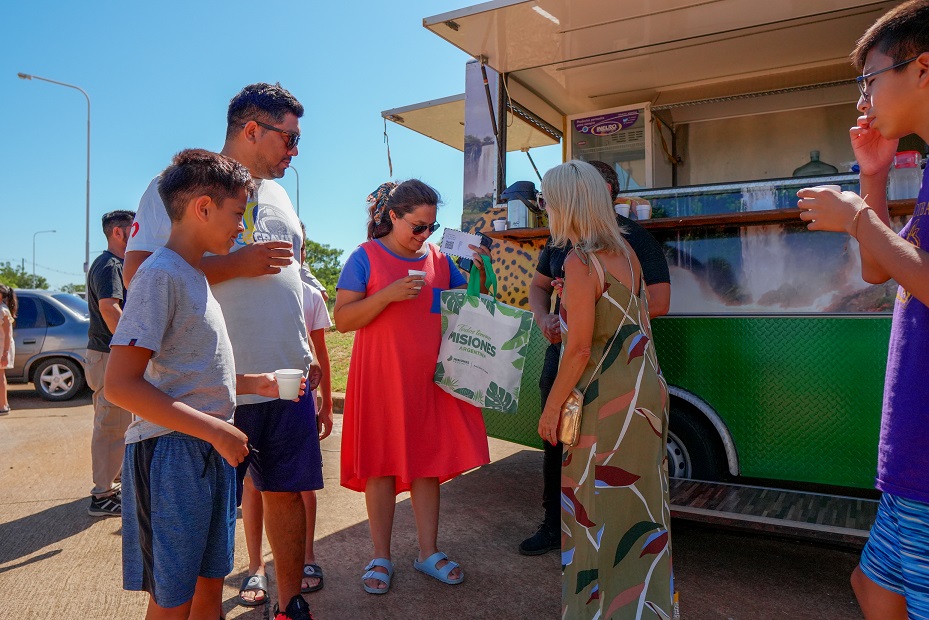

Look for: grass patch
[322,327,354,393]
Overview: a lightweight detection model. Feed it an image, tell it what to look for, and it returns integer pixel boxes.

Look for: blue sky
[3,0,561,289]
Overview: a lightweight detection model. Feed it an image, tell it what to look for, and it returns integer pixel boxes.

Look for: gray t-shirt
[129,177,310,405]
[111,247,236,444]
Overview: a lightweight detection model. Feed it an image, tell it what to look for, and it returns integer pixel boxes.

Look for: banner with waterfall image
[435,281,532,415]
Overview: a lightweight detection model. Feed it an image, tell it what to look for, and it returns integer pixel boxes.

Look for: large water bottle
[888,151,922,200]
[792,150,839,177]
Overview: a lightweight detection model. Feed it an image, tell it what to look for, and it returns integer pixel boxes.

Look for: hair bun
[368,182,398,225]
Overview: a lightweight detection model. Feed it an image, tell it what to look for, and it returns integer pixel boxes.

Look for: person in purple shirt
[797,2,929,618]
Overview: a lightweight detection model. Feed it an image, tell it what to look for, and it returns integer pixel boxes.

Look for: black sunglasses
[399,217,441,236]
[253,120,300,150]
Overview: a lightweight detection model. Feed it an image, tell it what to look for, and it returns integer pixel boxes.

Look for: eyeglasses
[856,55,921,99]
[253,120,300,150]
[536,191,546,209]
[399,217,440,236]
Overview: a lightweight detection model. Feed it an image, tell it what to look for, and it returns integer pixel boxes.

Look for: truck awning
[422,0,895,117]
[382,93,560,152]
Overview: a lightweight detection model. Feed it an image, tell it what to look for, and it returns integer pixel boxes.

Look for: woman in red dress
[334,180,491,594]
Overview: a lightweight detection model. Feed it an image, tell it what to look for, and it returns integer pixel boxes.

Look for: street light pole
[289,165,300,217]
[17,72,91,274]
[33,230,56,289]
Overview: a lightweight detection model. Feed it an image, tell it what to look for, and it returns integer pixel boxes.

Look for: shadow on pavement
[221,449,560,619]
[0,498,98,571]
[4,386,91,411]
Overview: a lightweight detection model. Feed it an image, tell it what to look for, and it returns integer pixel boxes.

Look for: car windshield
[52,293,90,319]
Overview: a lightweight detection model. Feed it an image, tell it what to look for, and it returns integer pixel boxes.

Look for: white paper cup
[408,269,427,279]
[812,184,842,192]
[614,204,631,218]
[635,204,652,220]
[492,218,507,231]
[275,369,303,400]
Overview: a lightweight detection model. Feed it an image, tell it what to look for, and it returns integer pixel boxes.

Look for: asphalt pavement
[0,384,864,619]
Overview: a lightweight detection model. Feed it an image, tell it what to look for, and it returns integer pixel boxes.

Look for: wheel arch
[668,386,740,478]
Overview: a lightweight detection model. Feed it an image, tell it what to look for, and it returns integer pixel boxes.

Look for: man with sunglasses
[124,83,319,620]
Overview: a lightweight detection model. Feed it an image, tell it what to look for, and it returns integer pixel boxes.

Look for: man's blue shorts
[234,390,323,498]
[859,492,929,619]
[122,432,236,609]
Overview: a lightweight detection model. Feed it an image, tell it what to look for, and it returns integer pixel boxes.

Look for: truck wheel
[34,357,85,401]
[667,405,726,481]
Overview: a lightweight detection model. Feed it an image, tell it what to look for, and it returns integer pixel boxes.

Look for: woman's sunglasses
[399,218,441,236]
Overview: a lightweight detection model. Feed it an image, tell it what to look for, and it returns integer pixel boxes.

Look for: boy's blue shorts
[234,390,323,498]
[122,432,236,609]
[860,492,929,620]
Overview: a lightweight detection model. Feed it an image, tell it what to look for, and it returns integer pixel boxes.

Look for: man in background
[85,209,135,517]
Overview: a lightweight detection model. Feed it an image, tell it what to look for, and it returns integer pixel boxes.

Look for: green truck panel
[482,316,889,490]
[652,316,888,489]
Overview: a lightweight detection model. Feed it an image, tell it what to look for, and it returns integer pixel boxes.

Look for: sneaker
[274,594,314,620]
[519,523,560,556]
[88,491,121,517]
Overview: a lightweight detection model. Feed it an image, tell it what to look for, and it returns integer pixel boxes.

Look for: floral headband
[366,182,398,225]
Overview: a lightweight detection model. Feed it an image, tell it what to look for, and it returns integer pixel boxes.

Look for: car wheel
[667,404,726,481]
[33,357,85,401]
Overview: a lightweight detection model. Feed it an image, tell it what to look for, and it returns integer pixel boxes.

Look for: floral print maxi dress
[561,254,673,620]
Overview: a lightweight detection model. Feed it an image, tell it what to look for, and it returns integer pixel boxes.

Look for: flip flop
[301,563,324,593]
[362,558,394,595]
[0,407,10,416]
[237,573,269,607]
[413,552,464,585]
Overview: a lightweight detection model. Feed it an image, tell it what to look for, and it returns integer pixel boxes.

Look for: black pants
[540,343,563,531]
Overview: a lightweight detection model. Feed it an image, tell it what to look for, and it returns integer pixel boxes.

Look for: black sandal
[301,563,324,593]
[237,573,269,607]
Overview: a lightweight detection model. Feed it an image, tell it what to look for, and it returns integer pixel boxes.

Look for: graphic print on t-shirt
[236,200,301,250]
[898,199,928,307]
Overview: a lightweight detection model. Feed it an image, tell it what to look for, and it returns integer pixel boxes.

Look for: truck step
[669,478,878,548]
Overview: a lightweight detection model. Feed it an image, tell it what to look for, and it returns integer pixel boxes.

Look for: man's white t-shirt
[128,176,311,405]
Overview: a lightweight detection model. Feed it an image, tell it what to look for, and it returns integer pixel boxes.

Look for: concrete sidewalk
[0,385,559,619]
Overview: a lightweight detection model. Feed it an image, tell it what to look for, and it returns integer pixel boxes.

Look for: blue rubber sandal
[362,558,394,594]
[413,552,464,585]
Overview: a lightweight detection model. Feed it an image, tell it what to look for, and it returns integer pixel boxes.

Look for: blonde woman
[537,161,673,619]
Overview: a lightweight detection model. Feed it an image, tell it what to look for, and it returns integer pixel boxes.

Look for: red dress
[341,240,490,493]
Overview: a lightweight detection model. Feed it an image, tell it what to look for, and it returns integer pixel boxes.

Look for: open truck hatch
[423,0,896,118]
[382,92,560,152]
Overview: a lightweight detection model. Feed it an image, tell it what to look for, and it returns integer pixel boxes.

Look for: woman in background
[0,285,17,415]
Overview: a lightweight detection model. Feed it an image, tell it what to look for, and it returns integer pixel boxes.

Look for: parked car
[4,290,90,401]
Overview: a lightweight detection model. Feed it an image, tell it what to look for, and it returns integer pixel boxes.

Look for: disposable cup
[812,184,842,193]
[408,269,427,279]
[614,203,631,218]
[275,369,303,400]
[635,204,652,220]
[492,218,507,231]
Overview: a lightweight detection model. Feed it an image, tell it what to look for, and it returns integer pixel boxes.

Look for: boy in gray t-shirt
[105,149,305,619]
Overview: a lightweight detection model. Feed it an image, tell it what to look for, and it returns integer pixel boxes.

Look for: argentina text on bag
[434,256,532,414]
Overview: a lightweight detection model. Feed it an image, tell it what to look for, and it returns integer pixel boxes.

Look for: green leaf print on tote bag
[435,256,531,414]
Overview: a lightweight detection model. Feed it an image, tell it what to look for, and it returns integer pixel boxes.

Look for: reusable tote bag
[434,256,533,414]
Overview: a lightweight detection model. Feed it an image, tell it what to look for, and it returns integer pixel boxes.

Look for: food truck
[382,0,926,539]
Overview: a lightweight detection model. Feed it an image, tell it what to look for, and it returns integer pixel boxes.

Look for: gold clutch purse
[558,388,584,447]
